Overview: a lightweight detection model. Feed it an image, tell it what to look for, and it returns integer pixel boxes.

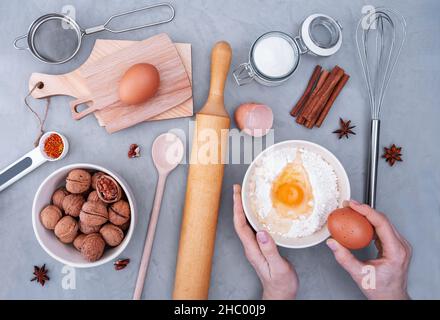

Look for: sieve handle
[13,34,29,50]
[84,3,175,35]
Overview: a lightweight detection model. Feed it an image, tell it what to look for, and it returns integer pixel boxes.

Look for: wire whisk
[355,7,406,208]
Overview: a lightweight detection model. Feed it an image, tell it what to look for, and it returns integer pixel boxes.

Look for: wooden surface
[173,42,232,300]
[29,37,193,130]
[69,33,192,125]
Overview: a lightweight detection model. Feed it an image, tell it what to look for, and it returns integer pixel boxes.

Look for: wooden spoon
[133,132,184,300]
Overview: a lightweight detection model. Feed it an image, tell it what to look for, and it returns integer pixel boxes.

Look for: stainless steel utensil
[13,3,175,64]
[356,7,406,208]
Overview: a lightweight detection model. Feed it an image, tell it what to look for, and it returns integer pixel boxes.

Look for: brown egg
[119,63,160,105]
[328,207,374,250]
[234,103,273,137]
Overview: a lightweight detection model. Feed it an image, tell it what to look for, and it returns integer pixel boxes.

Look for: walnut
[40,205,63,230]
[100,224,124,247]
[54,216,78,243]
[96,175,122,203]
[62,194,85,217]
[51,187,69,209]
[66,169,91,194]
[80,233,105,262]
[79,220,101,235]
[91,172,105,190]
[109,200,130,226]
[79,201,108,227]
[73,234,87,251]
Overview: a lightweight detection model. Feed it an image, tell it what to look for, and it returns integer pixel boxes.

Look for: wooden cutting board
[69,33,192,121]
[29,37,193,132]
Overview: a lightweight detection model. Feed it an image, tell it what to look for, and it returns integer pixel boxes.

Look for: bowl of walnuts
[32,163,136,268]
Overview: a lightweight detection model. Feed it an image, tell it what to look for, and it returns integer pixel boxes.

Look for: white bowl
[242,140,350,249]
[32,163,136,268]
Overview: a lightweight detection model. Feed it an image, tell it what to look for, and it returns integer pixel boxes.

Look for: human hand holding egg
[326,200,412,300]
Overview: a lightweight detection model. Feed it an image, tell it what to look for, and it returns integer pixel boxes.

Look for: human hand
[233,184,299,300]
[326,200,412,300]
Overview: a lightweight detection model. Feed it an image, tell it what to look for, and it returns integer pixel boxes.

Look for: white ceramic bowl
[242,140,350,249]
[32,163,136,268]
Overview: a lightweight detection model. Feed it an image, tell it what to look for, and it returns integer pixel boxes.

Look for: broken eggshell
[234,103,273,137]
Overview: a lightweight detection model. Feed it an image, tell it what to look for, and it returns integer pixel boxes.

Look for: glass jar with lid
[233,13,342,86]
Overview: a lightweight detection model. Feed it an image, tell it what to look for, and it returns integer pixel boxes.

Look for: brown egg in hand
[328,207,374,250]
[119,63,160,105]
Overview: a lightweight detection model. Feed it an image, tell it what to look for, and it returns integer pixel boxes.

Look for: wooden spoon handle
[208,41,232,101]
[133,173,167,300]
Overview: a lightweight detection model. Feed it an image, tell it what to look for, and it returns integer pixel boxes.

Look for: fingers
[232,185,265,268]
[347,201,402,256]
[327,238,365,278]
[256,230,290,274]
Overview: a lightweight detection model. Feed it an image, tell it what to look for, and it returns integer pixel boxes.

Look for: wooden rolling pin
[173,41,232,299]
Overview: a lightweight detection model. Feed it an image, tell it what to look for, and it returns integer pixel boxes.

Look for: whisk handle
[366,119,380,209]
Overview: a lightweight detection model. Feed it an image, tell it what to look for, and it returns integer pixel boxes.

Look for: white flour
[248,147,339,238]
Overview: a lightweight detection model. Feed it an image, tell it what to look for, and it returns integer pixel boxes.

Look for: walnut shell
[62,194,85,217]
[66,169,91,194]
[109,200,130,226]
[96,175,122,203]
[73,234,87,251]
[51,187,69,210]
[54,216,78,243]
[91,172,105,190]
[80,233,105,262]
[79,220,101,234]
[100,223,124,247]
[80,201,108,227]
[40,205,63,230]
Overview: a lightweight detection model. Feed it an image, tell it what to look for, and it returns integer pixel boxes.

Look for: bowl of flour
[242,140,350,248]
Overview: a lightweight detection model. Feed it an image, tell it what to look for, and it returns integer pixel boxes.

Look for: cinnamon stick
[304,66,345,125]
[316,73,350,127]
[290,65,322,117]
[297,69,329,125]
[315,69,329,91]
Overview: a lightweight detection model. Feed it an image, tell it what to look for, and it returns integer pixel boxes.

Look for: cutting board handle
[29,73,80,99]
[70,97,94,120]
[207,41,232,103]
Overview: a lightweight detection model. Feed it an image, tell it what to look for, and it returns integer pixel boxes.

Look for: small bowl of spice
[39,131,69,161]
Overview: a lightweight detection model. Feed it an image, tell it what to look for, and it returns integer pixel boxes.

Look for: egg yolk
[274,183,304,206]
[271,158,314,219]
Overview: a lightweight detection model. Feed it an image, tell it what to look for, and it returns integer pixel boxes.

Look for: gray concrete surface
[0,0,439,299]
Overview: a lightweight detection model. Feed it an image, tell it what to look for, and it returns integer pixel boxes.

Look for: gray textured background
[0,0,439,299]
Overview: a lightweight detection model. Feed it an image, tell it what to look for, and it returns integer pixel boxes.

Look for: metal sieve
[13,3,175,64]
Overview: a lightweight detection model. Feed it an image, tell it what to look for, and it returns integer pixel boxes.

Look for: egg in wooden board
[119,63,160,105]
[328,207,374,249]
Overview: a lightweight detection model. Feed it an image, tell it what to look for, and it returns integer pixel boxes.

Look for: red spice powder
[43,134,64,159]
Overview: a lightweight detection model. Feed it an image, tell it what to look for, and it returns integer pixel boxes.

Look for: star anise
[31,264,49,286]
[382,144,402,166]
[114,258,130,270]
[333,118,356,139]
